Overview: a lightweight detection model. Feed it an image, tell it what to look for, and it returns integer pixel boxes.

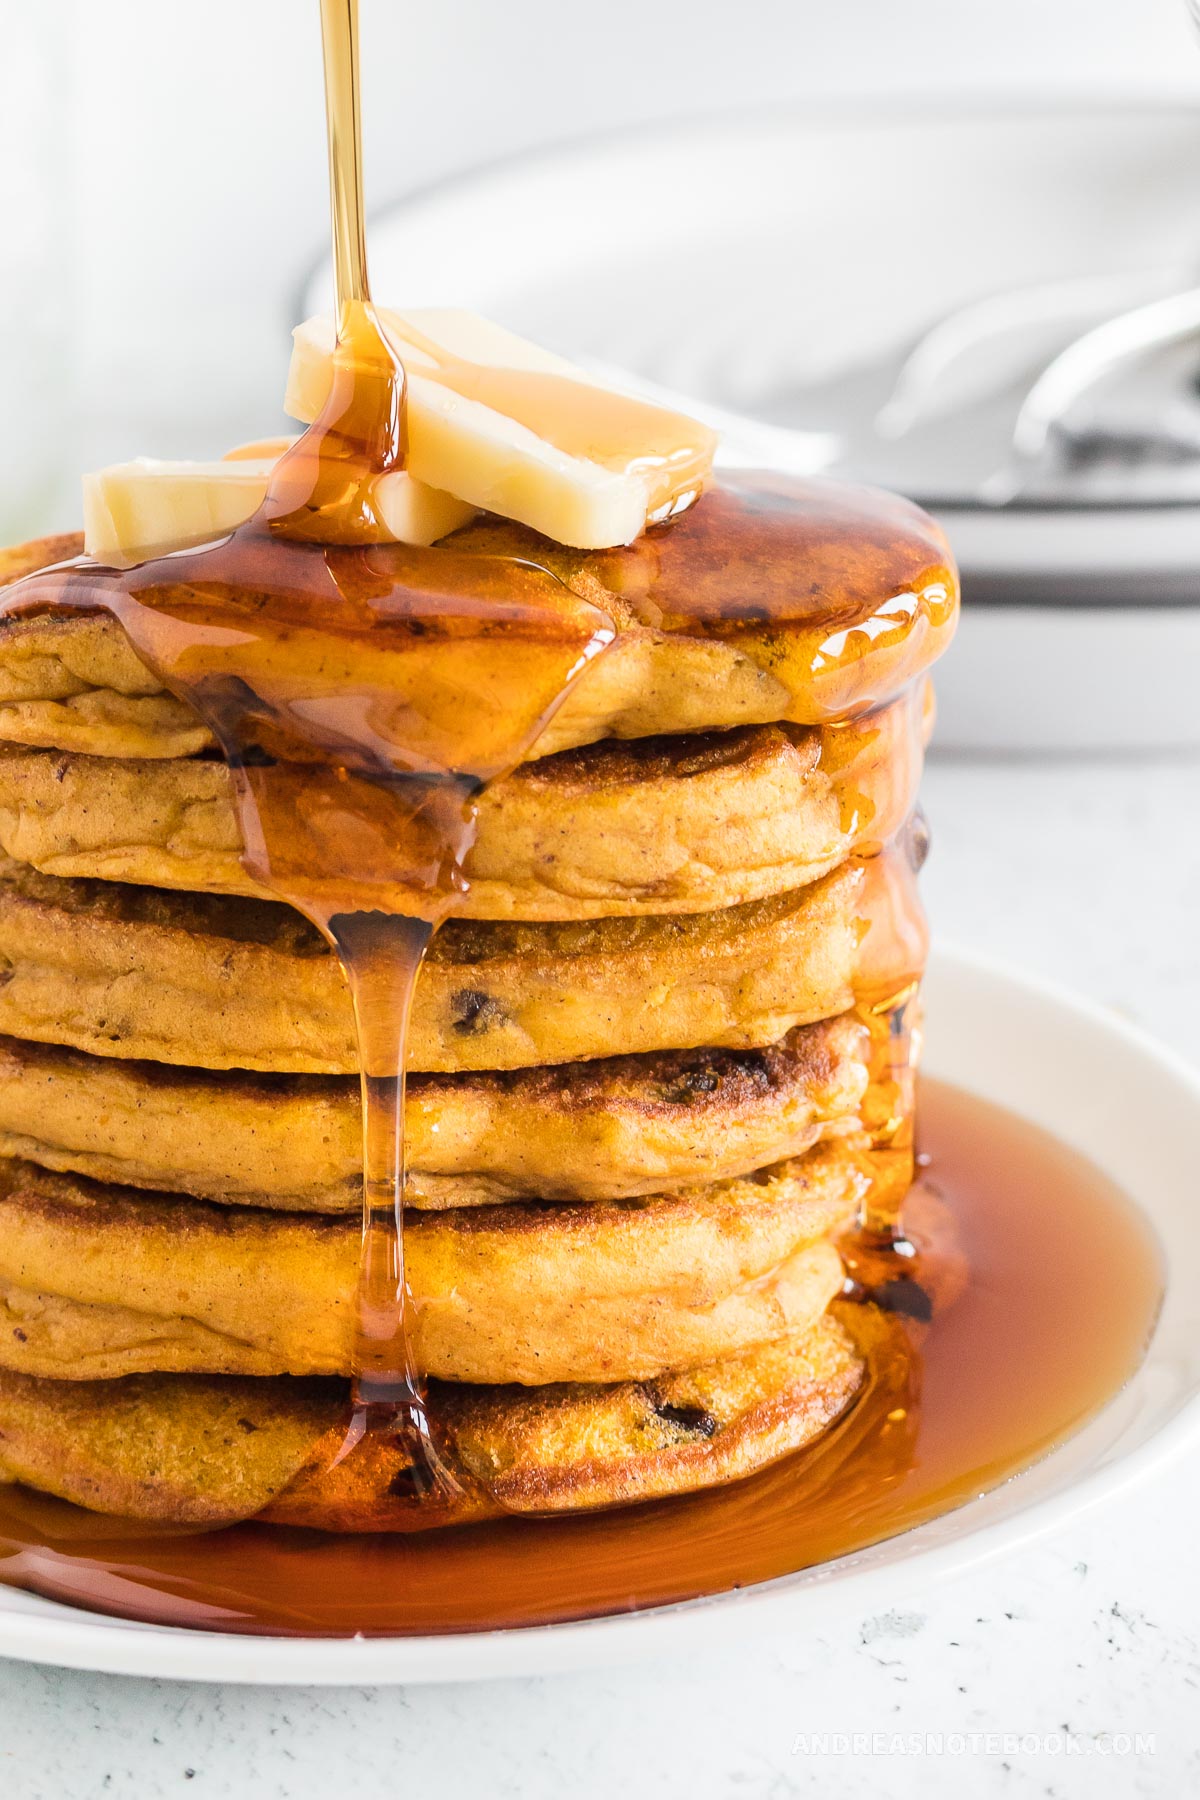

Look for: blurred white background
[0,0,1196,534]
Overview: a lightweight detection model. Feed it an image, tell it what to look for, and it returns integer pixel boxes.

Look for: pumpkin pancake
[0,1144,865,1385]
[0,1311,866,1528]
[0,855,866,1074]
[0,487,956,761]
[0,1014,868,1209]
[0,687,924,917]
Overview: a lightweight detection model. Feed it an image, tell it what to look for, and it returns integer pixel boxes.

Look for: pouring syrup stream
[304,0,454,1508]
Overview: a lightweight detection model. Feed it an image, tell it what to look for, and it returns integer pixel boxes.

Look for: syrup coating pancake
[0,1146,864,1385]
[0,489,956,760]
[0,690,924,918]
[0,1015,868,1209]
[0,1312,865,1528]
[0,856,863,1074]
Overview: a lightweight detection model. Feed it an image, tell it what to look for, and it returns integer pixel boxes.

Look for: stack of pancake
[0,508,950,1531]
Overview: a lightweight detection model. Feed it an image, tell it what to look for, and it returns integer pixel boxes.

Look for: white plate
[300,103,1200,751]
[0,943,1196,1685]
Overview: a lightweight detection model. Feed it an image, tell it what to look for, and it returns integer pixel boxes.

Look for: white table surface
[1,747,1198,1798]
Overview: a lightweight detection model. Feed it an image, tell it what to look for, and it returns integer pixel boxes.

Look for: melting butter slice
[82,452,477,567]
[285,308,718,549]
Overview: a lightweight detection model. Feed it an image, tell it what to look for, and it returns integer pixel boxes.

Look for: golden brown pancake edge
[0,1312,866,1529]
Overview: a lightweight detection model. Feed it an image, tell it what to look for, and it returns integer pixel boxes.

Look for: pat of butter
[82,454,476,567]
[285,307,717,549]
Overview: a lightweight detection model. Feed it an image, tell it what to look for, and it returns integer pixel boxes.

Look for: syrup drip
[851,815,930,1257]
[813,684,931,1263]
[0,1080,1163,1634]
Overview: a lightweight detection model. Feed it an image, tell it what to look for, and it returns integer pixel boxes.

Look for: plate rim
[0,939,1197,1686]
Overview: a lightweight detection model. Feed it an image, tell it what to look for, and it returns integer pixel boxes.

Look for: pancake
[0,1145,864,1385]
[0,488,957,762]
[0,1312,866,1528]
[0,855,863,1073]
[0,690,924,917]
[0,1014,869,1209]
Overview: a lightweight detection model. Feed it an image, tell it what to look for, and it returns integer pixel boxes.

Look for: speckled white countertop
[1,748,1198,1798]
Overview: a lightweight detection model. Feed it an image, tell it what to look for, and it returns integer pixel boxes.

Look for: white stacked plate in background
[302,102,1200,752]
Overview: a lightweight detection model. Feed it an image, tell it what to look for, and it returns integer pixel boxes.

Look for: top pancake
[0,487,957,761]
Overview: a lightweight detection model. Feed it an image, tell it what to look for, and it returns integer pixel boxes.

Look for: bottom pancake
[0,1312,865,1530]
